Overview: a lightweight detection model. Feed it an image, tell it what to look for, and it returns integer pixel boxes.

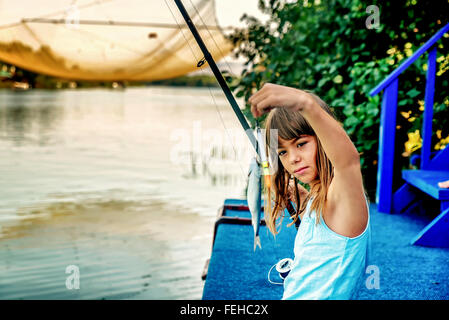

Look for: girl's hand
[248,83,315,118]
[438,180,449,188]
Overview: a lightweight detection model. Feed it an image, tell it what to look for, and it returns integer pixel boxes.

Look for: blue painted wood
[224,199,248,207]
[369,24,449,247]
[377,78,399,213]
[224,199,265,210]
[429,146,449,170]
[370,23,449,96]
[402,170,449,200]
[203,199,296,299]
[411,206,449,248]
[441,200,449,212]
[393,183,419,213]
[421,46,437,169]
[410,152,438,167]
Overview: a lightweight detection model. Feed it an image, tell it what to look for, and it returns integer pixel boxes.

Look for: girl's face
[277,135,318,184]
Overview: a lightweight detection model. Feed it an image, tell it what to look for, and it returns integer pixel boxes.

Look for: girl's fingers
[250,92,270,109]
[248,83,278,117]
[250,96,266,117]
[250,102,258,117]
[249,83,316,118]
[254,96,275,116]
[438,180,449,188]
[249,90,266,104]
[249,83,272,104]
[250,97,268,117]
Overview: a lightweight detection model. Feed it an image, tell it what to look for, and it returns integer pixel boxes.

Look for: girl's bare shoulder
[324,164,368,238]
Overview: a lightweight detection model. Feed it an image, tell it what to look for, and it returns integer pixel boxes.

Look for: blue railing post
[421,46,437,170]
[370,23,449,214]
[376,78,399,213]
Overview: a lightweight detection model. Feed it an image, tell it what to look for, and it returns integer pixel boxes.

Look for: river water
[0,86,254,299]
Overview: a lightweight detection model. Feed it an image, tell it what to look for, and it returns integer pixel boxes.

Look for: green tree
[226,0,449,201]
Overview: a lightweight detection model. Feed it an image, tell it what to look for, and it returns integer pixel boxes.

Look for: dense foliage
[226,0,449,200]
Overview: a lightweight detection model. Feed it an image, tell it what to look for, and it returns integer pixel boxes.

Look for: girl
[248,83,370,300]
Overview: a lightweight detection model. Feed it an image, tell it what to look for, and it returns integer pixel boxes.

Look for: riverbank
[0,66,221,90]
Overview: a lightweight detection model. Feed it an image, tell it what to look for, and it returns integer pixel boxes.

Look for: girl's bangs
[268,108,314,142]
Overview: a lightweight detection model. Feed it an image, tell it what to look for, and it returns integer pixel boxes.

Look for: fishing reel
[267,258,293,285]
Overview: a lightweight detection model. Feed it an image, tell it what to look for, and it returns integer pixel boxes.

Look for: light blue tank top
[282,195,371,300]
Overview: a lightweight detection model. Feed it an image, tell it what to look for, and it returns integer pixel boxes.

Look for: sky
[203,0,269,73]
[215,0,269,28]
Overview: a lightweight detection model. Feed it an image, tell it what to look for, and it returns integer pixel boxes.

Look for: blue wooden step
[402,169,449,200]
[401,170,449,247]
[411,206,449,247]
[223,198,249,207]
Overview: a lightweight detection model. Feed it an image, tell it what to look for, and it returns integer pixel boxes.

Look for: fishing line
[164,0,247,179]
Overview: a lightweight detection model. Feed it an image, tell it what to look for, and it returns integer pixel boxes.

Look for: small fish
[247,156,262,251]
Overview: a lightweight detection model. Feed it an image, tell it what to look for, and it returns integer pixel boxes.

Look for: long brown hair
[263,92,336,236]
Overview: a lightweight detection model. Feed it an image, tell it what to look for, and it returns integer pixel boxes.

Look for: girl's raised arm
[249,83,360,170]
[250,83,368,237]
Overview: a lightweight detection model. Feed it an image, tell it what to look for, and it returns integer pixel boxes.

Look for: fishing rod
[174,0,274,253]
[173,0,258,154]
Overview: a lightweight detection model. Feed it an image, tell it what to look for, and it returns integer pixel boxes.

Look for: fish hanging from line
[247,155,262,251]
[247,123,271,251]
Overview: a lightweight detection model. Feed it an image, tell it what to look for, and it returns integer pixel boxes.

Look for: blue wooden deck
[202,21,449,301]
[202,199,296,300]
[202,198,449,299]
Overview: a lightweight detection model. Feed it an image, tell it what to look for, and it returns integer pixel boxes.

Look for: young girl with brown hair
[249,83,370,300]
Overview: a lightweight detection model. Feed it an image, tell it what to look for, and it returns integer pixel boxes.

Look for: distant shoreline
[0,74,224,90]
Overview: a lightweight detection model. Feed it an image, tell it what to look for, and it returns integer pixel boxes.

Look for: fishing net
[0,0,232,81]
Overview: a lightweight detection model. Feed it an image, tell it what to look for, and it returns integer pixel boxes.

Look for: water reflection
[180,149,247,188]
[0,91,63,146]
[0,86,249,299]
